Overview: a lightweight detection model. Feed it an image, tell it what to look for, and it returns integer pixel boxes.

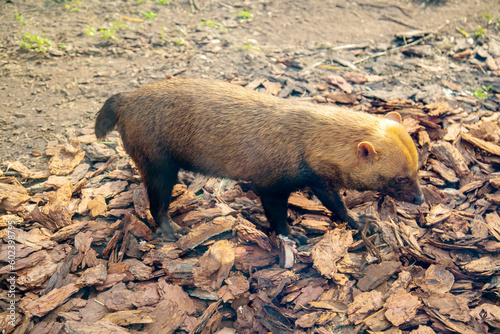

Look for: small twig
[169,68,188,77]
[381,14,423,30]
[118,230,130,263]
[353,35,428,65]
[455,27,470,38]
[361,219,382,262]
[300,60,324,73]
[352,10,362,19]
[89,155,118,179]
[189,0,199,12]
[217,1,234,8]
[93,299,105,306]
[117,14,144,23]
[318,64,344,71]
[356,1,413,18]
[331,42,370,51]
[268,278,288,299]
[213,192,227,204]
[353,20,451,65]
[331,56,360,71]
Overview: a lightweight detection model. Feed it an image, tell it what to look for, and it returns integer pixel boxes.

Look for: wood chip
[462,256,500,276]
[125,213,153,241]
[384,289,422,326]
[442,80,463,92]
[443,123,462,142]
[342,72,368,84]
[288,193,331,215]
[322,92,358,104]
[485,211,500,241]
[425,204,453,226]
[175,216,236,251]
[87,195,107,218]
[425,308,476,334]
[357,261,402,292]
[311,228,353,279]
[11,44,500,333]
[429,159,459,183]
[73,231,98,270]
[451,49,473,59]
[76,264,107,287]
[326,74,353,93]
[20,283,79,317]
[143,299,187,333]
[262,80,282,96]
[363,308,392,331]
[164,259,199,286]
[245,78,267,90]
[422,264,454,294]
[425,101,450,117]
[409,325,438,334]
[462,132,500,156]
[234,222,272,251]
[220,275,250,301]
[277,236,296,269]
[430,141,470,179]
[194,240,235,292]
[123,258,153,281]
[347,290,384,325]
[102,309,154,326]
[189,300,222,334]
[423,293,470,323]
[471,303,500,328]
[4,161,50,179]
[48,140,86,176]
[93,180,128,199]
[0,180,30,212]
[50,221,88,242]
[234,245,278,272]
[64,320,131,334]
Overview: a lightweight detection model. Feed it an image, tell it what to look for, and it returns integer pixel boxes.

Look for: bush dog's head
[352,112,424,205]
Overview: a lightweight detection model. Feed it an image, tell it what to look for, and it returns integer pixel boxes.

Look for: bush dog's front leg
[310,184,363,230]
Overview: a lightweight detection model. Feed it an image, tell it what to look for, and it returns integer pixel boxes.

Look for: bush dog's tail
[95,93,121,139]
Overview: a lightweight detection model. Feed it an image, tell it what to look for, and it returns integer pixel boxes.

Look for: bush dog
[95,78,424,240]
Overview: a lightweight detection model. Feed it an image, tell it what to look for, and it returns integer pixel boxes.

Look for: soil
[1,0,499,171]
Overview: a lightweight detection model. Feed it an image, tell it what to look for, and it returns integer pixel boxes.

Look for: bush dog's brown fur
[95,78,424,239]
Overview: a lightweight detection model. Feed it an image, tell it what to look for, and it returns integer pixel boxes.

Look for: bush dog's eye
[396,176,409,184]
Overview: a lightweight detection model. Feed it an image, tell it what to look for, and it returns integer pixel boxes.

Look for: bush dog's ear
[385,111,402,124]
[357,142,377,162]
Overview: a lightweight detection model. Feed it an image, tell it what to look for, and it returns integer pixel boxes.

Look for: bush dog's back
[96,78,424,239]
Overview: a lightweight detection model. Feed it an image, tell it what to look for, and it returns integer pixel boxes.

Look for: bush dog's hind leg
[143,162,181,240]
[258,192,291,236]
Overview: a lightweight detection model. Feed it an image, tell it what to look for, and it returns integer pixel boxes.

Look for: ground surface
[0,0,499,170]
[3,1,500,334]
